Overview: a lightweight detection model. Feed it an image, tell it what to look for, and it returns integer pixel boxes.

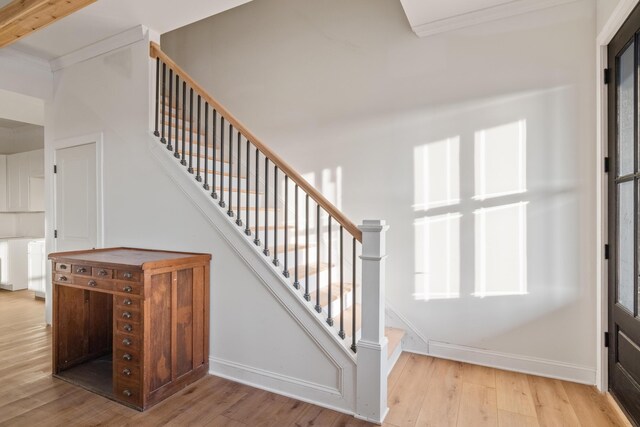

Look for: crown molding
[411,0,580,38]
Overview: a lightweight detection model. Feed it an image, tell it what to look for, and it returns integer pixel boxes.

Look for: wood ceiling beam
[0,0,96,48]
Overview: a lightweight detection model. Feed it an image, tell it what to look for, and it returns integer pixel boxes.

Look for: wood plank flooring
[0,290,630,427]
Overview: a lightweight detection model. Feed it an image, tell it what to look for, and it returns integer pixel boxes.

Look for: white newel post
[356,220,389,424]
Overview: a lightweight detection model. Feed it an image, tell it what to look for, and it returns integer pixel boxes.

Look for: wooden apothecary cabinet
[49,247,211,410]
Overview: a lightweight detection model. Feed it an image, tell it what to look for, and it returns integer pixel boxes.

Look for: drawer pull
[123,272,133,279]
[122,389,132,397]
[123,298,132,306]
[88,280,97,287]
[76,267,87,273]
[122,353,133,361]
[98,269,108,276]
[122,312,132,319]
[123,286,133,293]
[122,338,132,346]
[122,368,132,376]
[59,276,68,282]
[123,324,133,332]
[59,264,67,270]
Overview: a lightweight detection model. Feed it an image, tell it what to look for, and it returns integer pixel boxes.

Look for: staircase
[148,42,403,423]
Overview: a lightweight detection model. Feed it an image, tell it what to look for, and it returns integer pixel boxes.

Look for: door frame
[45,132,104,324]
[597,0,640,394]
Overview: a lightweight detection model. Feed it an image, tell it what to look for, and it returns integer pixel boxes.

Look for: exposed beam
[0,0,96,48]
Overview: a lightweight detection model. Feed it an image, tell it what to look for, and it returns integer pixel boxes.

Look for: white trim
[595,0,640,394]
[385,301,430,355]
[411,0,579,38]
[50,132,105,251]
[428,341,597,385]
[50,25,147,72]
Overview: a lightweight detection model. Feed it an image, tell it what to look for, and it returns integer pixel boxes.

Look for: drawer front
[116,320,140,336]
[78,277,113,292]
[115,333,141,351]
[54,273,73,284]
[73,264,92,276]
[92,267,113,279]
[55,262,71,272]
[116,282,143,296]
[116,270,141,282]
[115,348,141,365]
[114,379,141,407]
[115,295,141,310]
[115,363,141,384]
[117,309,142,323]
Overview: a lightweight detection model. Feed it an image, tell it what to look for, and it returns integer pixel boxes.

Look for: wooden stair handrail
[150,42,362,242]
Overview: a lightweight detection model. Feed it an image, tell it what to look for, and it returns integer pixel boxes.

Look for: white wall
[162,0,599,381]
[598,0,621,34]
[45,29,355,412]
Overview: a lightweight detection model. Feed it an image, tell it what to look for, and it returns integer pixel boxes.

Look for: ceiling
[5,0,253,60]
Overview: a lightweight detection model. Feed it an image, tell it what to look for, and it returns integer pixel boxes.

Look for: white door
[54,143,97,251]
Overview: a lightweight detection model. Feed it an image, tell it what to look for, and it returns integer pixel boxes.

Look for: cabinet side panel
[176,268,193,377]
[56,285,88,369]
[192,265,204,367]
[149,272,172,391]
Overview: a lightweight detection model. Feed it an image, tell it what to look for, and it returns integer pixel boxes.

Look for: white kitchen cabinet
[0,238,30,291]
[28,239,45,298]
[6,149,44,212]
[0,155,6,211]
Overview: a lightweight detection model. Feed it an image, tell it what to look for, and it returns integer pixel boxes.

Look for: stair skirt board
[149,135,359,412]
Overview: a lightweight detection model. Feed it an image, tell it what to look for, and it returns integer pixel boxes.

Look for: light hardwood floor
[0,290,630,427]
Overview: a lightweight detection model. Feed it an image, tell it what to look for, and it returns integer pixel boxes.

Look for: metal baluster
[245,139,251,236]
[236,133,242,227]
[253,148,261,246]
[180,82,186,166]
[174,73,180,158]
[304,194,310,301]
[273,167,279,266]
[315,205,322,313]
[283,176,290,278]
[263,157,270,256]
[195,95,202,182]
[339,226,345,339]
[327,217,333,326]
[219,118,226,208]
[187,88,193,173]
[160,62,166,144]
[227,124,234,217]
[203,102,209,190]
[167,69,173,151]
[351,237,357,352]
[211,110,217,198]
[153,57,160,137]
[293,185,299,289]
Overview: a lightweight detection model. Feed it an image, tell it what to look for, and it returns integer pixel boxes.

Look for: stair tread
[309,282,354,308]
[385,327,405,359]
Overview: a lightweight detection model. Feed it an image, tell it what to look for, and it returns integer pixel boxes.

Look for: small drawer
[73,265,92,276]
[115,363,141,384]
[54,273,73,284]
[114,379,141,407]
[55,263,71,272]
[116,320,140,335]
[116,270,141,282]
[117,282,143,296]
[115,333,141,351]
[115,295,141,310]
[92,267,113,279]
[115,348,141,365]
[118,309,142,323]
[80,278,113,292]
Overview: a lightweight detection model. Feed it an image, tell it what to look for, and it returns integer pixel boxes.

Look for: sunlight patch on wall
[413,137,460,211]
[414,213,461,301]
[474,202,528,297]
[474,120,526,201]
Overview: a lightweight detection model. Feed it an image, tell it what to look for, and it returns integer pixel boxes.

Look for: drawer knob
[122,338,132,346]
[122,312,132,319]
[76,267,86,273]
[88,280,97,287]
[59,276,68,282]
[123,324,133,332]
[122,368,132,376]
[123,272,133,279]
[122,353,132,361]
[123,286,133,293]
[123,298,132,306]
[59,265,67,270]
[98,269,108,276]
[122,389,132,397]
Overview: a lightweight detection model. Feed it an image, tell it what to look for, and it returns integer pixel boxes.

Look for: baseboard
[385,302,429,355]
[428,340,596,385]
[209,356,354,416]
[0,283,25,291]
